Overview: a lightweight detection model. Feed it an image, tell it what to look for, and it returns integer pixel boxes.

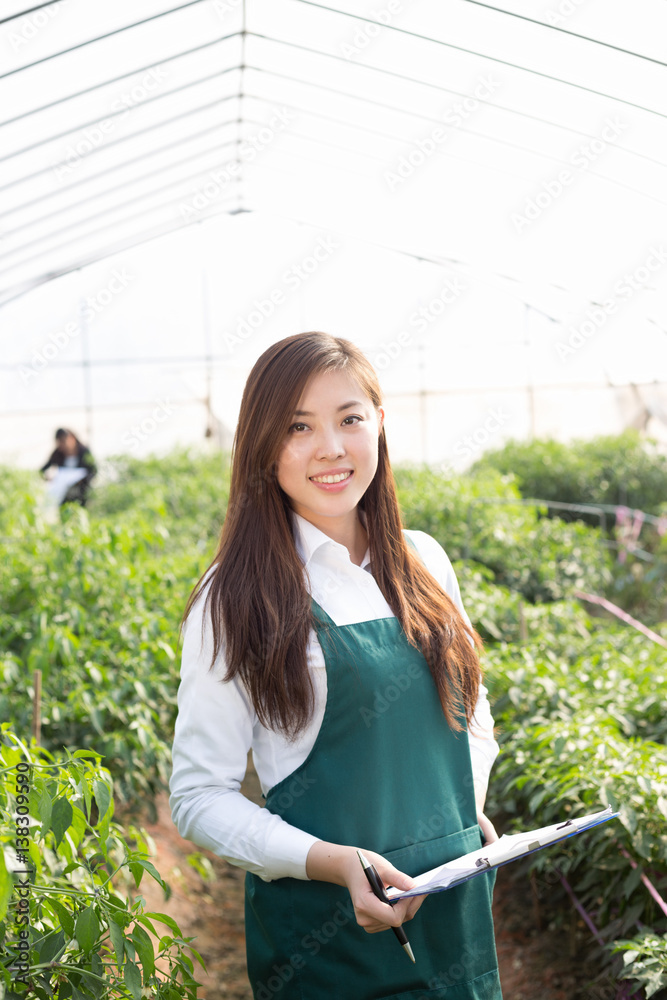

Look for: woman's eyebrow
[293,400,364,417]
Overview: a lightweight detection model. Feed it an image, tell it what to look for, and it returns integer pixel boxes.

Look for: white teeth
[311,471,352,484]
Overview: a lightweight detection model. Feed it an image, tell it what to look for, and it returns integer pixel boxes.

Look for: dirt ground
[124,766,616,1000]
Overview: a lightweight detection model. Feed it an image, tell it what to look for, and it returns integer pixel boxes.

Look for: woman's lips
[309,470,354,491]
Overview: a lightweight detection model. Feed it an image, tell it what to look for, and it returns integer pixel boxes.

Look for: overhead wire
[3,82,665,282]
[0,93,240,195]
[2,0,664,307]
[0,118,238,219]
[0,2,71,24]
[288,0,667,120]
[0,66,240,163]
[0,198,246,307]
[0,0,212,79]
[238,90,667,206]
[457,0,667,67]
[6,76,663,270]
[1,137,242,240]
[246,63,667,173]
[5,44,663,253]
[0,174,655,316]
[0,32,240,128]
[0,162,244,272]
[0,183,243,296]
[0,140,242,250]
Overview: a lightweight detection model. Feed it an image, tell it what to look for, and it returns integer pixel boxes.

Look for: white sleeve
[405,530,500,796]
[168,586,319,882]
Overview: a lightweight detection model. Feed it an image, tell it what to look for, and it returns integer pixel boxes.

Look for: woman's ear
[377,406,385,435]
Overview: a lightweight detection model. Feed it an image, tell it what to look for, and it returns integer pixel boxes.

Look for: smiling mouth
[310,471,353,484]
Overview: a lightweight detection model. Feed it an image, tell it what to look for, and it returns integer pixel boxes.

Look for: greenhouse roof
[2,0,667,314]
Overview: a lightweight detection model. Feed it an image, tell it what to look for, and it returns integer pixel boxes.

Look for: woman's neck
[304,509,369,566]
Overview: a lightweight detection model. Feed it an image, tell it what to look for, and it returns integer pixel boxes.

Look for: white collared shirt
[168,511,499,883]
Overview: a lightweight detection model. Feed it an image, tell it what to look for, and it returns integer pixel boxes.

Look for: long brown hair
[181,331,482,740]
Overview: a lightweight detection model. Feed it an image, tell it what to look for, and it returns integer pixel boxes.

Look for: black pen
[356,849,416,963]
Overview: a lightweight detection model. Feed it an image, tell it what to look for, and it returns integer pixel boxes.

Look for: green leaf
[51,796,73,847]
[135,914,157,937]
[81,954,105,998]
[2,746,22,769]
[49,899,74,938]
[38,928,66,964]
[108,916,125,966]
[144,911,181,937]
[128,858,165,890]
[93,780,111,822]
[75,905,100,953]
[132,924,155,979]
[123,959,142,1000]
[37,787,53,837]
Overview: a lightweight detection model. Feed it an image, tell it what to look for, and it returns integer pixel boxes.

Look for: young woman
[169,331,502,999]
[39,428,97,507]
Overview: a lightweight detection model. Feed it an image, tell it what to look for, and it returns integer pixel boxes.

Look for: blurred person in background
[39,428,97,508]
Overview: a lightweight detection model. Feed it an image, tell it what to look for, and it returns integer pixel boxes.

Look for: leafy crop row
[0,727,204,999]
[1,444,666,996]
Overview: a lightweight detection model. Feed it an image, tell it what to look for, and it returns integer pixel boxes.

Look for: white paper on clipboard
[46,467,88,506]
[385,806,619,900]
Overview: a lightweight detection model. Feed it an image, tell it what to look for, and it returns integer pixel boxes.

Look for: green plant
[471,431,667,516]
[613,932,667,998]
[395,464,612,603]
[0,727,204,1000]
[0,489,211,810]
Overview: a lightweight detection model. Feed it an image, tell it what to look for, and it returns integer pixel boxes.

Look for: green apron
[245,587,502,999]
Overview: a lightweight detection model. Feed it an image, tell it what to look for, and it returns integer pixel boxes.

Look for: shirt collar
[290,508,372,570]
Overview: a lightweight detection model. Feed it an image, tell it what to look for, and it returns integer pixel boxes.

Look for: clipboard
[385,805,619,900]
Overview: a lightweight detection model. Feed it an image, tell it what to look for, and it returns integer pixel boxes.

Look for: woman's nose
[314,427,345,459]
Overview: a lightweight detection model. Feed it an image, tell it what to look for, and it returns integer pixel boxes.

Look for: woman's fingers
[478,811,499,845]
[348,849,427,933]
[403,892,428,921]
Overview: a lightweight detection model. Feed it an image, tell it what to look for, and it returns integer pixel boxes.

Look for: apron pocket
[383,823,484,879]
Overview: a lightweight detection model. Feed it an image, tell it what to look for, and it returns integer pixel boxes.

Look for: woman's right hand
[306,841,427,933]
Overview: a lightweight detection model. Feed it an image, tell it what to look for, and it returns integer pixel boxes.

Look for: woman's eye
[342,415,362,426]
[289,422,308,433]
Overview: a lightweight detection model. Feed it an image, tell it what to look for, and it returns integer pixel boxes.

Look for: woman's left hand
[478,811,499,846]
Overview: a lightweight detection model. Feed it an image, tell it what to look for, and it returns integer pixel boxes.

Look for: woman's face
[276,368,384,533]
[60,433,77,455]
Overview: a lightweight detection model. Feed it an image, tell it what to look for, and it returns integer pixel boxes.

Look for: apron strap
[310,597,336,628]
